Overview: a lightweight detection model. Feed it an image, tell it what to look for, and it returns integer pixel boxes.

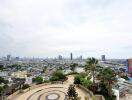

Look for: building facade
[70,53,73,60]
[7,54,11,61]
[127,59,132,75]
[101,55,106,61]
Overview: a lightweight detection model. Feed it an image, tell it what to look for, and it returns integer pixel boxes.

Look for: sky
[0,0,132,59]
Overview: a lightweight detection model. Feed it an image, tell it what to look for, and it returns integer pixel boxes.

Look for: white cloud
[0,0,132,58]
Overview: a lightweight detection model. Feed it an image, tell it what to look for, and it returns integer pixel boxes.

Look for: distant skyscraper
[7,54,11,61]
[15,57,19,60]
[80,56,82,60]
[58,55,62,60]
[70,53,73,60]
[127,59,132,75]
[101,55,105,61]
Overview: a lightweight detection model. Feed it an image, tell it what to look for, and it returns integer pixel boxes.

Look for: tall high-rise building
[127,59,132,75]
[101,55,106,61]
[7,54,11,61]
[79,56,82,60]
[15,57,20,60]
[58,55,62,60]
[70,53,73,60]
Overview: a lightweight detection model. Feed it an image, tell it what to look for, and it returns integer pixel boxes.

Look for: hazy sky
[0,0,132,58]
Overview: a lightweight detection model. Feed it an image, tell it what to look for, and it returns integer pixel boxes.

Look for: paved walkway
[120,94,132,100]
[9,75,91,100]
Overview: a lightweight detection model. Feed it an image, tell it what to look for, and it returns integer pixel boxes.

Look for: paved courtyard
[10,75,91,100]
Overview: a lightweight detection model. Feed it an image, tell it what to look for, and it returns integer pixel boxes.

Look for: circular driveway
[12,75,91,100]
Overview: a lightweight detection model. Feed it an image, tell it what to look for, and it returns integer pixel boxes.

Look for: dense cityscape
[0,53,132,100]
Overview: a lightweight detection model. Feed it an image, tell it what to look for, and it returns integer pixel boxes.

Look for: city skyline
[0,0,132,58]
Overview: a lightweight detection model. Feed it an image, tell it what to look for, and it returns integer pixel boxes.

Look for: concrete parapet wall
[95,95,105,100]
[77,85,94,97]
[77,85,105,100]
[7,90,20,100]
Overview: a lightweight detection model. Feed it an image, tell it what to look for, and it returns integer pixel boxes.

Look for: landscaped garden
[73,57,117,100]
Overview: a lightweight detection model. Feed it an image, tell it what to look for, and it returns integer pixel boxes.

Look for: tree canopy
[67,84,78,100]
[0,77,8,84]
[97,68,117,97]
[50,70,66,81]
[70,63,78,72]
[34,76,44,84]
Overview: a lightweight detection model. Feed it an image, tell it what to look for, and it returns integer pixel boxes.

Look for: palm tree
[85,57,98,86]
[97,68,117,97]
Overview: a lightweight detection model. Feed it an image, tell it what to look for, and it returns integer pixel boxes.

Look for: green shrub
[0,65,4,71]
[79,72,87,78]
[74,75,81,84]
[0,86,4,92]
[3,84,8,89]
[0,77,9,84]
[50,76,59,81]
[34,76,44,84]
[22,84,30,89]
[50,70,66,81]
[74,74,92,88]
[92,96,96,100]
[84,96,89,100]
[81,78,92,88]
[44,80,50,83]
[103,95,116,100]
[121,76,129,80]
[66,72,78,75]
